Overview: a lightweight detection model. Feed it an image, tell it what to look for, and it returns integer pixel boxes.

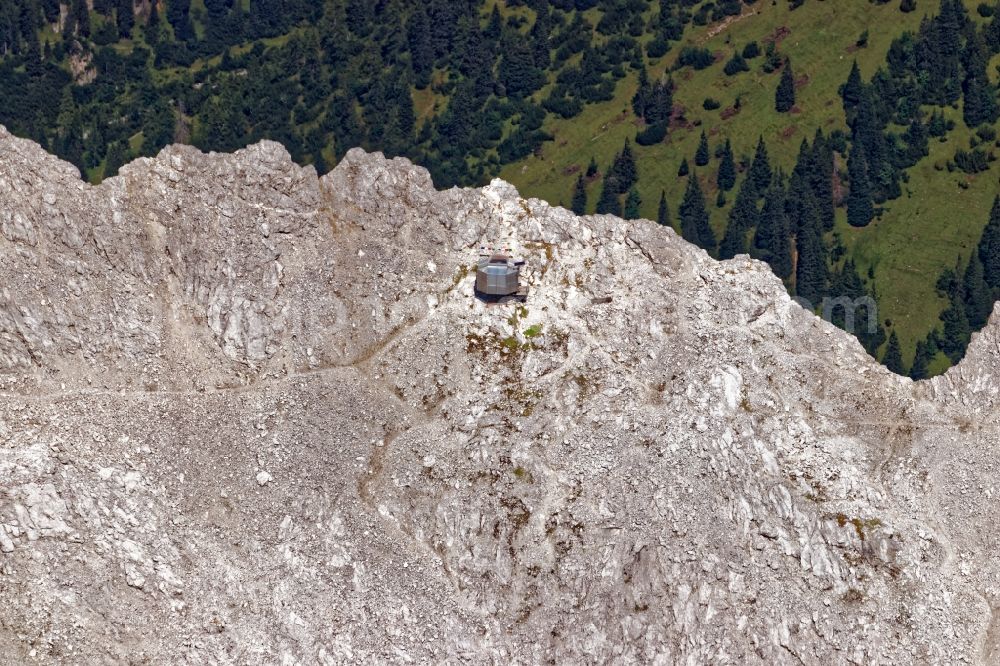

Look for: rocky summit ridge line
[1,126,1000,664]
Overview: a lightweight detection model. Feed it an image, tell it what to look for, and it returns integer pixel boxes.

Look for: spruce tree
[775,58,796,112]
[900,0,916,12]
[624,188,642,220]
[611,140,638,193]
[831,259,866,302]
[724,52,749,76]
[485,5,502,41]
[963,253,993,329]
[694,131,710,166]
[841,61,864,123]
[986,9,1000,54]
[116,0,135,37]
[165,0,192,41]
[632,65,651,119]
[789,140,815,226]
[657,190,671,227]
[962,31,999,128]
[499,40,546,99]
[979,195,1000,288]
[901,116,930,166]
[645,79,674,125]
[719,178,758,259]
[940,298,971,362]
[64,0,90,37]
[850,87,897,203]
[529,7,552,68]
[145,0,162,43]
[810,130,837,230]
[883,332,905,374]
[755,182,793,279]
[717,139,736,191]
[924,0,966,106]
[571,174,588,215]
[846,145,875,227]
[586,157,599,178]
[595,175,622,216]
[406,8,434,89]
[678,158,690,177]
[909,338,933,380]
[748,136,772,193]
[795,203,828,305]
[938,259,972,361]
[679,174,716,253]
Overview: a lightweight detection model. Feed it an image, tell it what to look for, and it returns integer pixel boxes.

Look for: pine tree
[679,174,716,252]
[748,136,772,193]
[678,158,689,177]
[571,174,588,215]
[717,139,736,191]
[624,188,642,220]
[883,331,905,374]
[694,131,710,166]
[979,195,1000,288]
[846,144,874,227]
[775,58,796,112]
[657,190,671,226]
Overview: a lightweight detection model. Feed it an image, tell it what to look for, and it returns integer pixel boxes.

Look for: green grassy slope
[502,0,991,368]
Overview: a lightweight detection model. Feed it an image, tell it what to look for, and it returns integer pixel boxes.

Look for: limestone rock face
[1,126,999,663]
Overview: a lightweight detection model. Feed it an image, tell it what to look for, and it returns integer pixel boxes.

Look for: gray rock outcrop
[1,126,999,663]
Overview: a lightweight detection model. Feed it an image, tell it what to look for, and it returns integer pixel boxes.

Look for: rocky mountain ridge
[1,127,999,664]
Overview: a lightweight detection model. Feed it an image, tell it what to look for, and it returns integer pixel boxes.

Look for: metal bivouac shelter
[475,248,528,302]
